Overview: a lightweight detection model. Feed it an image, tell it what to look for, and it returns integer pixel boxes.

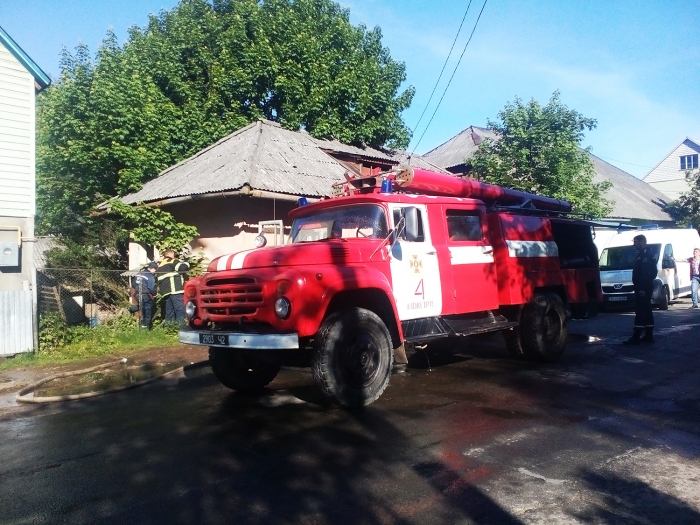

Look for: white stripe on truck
[448,245,494,265]
[506,240,558,258]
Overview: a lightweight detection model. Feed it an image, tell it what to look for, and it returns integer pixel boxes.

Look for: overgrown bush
[38,311,178,359]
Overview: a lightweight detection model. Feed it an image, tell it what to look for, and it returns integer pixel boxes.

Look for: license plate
[199,333,229,346]
[608,296,627,302]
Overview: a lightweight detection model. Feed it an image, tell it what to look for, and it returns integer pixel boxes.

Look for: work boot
[623,330,642,345]
[640,329,654,343]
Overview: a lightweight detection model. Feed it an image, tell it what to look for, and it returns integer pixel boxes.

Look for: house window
[680,154,698,170]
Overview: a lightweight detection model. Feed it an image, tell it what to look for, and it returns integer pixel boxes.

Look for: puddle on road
[33,360,196,397]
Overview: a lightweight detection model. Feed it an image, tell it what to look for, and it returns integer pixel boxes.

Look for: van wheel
[312,308,393,408]
[511,293,568,362]
[657,286,670,310]
[209,348,280,391]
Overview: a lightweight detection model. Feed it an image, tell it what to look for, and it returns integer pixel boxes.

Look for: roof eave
[0,25,51,90]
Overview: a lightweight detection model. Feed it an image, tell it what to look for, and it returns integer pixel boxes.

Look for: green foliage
[36,312,179,361]
[470,91,612,218]
[38,313,79,354]
[109,200,198,252]
[43,230,126,269]
[36,0,413,241]
[668,171,700,233]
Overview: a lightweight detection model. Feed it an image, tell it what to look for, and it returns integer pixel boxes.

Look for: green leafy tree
[470,91,612,218]
[668,170,700,232]
[36,0,413,246]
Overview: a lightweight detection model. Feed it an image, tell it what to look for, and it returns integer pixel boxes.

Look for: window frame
[680,154,699,171]
[445,209,484,244]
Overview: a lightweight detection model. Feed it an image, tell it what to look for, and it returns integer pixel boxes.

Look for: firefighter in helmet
[157,248,190,324]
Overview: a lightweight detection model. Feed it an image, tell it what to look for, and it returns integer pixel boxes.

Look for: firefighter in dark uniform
[623,234,657,345]
[157,249,190,324]
[131,262,158,329]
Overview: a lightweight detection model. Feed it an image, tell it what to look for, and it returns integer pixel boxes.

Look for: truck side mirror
[403,207,419,242]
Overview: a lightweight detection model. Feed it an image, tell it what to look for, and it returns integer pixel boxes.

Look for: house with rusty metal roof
[113,119,447,268]
[423,125,673,225]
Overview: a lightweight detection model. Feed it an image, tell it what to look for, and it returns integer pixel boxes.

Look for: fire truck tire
[208,347,281,391]
[520,293,568,362]
[312,308,394,408]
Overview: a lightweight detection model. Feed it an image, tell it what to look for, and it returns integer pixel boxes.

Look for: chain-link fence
[37,268,133,327]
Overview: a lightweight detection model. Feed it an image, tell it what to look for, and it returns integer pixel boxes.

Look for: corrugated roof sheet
[311,136,395,162]
[422,126,497,170]
[589,153,671,221]
[33,236,60,270]
[422,125,673,222]
[120,120,349,204]
[117,119,447,206]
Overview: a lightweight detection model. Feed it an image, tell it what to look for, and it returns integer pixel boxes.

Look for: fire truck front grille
[602,285,634,294]
[200,277,264,316]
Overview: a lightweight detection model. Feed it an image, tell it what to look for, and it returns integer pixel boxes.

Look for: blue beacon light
[380,178,392,194]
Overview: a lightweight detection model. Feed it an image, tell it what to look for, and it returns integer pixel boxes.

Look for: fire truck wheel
[312,308,394,408]
[520,293,568,362]
[208,347,281,391]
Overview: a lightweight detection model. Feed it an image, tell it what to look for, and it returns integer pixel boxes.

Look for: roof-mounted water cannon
[332,170,398,196]
[393,166,572,212]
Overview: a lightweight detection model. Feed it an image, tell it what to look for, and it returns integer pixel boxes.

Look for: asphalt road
[1,299,699,524]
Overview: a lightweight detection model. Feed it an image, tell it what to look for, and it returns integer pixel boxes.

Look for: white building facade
[0,26,50,355]
[643,138,700,201]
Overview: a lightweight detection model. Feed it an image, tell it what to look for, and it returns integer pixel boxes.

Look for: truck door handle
[425,250,436,255]
[483,247,493,255]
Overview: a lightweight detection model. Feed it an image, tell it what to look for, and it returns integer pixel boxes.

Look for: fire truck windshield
[291,204,389,243]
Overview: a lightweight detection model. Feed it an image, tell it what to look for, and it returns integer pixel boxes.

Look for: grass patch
[0,313,180,371]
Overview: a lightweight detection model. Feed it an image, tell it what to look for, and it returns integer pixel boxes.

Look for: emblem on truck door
[410,254,423,273]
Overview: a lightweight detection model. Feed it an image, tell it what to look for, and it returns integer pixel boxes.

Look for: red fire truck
[179,167,601,407]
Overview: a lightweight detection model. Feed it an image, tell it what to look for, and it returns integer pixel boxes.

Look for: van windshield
[599,243,661,271]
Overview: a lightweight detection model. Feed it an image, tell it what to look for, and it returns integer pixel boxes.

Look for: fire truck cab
[179,167,601,407]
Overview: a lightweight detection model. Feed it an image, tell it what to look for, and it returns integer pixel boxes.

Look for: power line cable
[411,0,474,135]
[411,0,489,155]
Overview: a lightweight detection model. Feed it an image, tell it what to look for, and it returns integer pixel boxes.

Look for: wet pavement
[1,300,699,524]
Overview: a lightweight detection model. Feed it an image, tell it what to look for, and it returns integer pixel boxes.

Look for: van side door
[661,243,679,298]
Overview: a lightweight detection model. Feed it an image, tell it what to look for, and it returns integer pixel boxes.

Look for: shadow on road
[573,470,700,523]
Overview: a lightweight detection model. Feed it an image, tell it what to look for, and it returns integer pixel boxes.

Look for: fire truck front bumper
[179,329,299,350]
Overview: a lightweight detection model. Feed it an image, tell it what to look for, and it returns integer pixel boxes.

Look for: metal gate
[0,290,34,355]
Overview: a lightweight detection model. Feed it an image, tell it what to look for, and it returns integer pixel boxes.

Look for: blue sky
[1,0,698,178]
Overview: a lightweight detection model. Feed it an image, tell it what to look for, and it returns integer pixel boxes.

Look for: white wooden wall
[0,42,34,218]
[644,139,700,200]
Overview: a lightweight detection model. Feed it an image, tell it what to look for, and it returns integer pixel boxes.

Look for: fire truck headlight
[185,301,197,318]
[274,297,291,319]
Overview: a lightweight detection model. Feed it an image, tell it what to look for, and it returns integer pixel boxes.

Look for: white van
[598,228,700,309]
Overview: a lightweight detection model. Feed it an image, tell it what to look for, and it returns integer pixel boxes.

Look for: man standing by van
[690,247,700,309]
[624,234,658,345]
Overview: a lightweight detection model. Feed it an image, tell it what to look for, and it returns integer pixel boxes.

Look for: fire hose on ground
[15,359,208,404]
